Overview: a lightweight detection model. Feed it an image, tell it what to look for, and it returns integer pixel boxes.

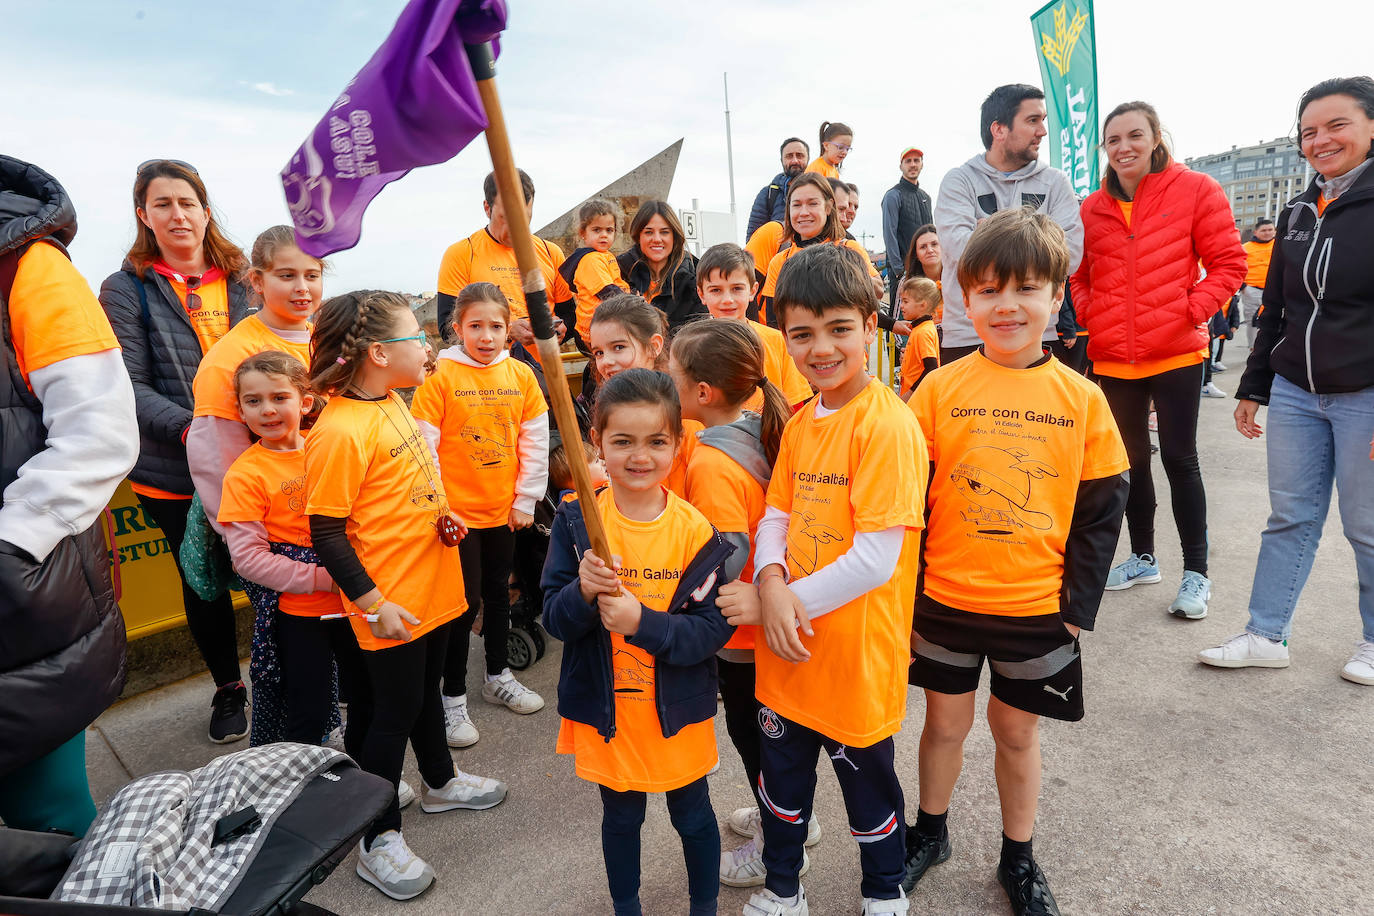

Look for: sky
[8,0,1369,297]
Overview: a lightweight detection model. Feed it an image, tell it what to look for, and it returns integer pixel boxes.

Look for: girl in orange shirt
[217,351,356,751]
[806,120,853,179]
[543,368,734,916]
[305,291,507,901]
[411,282,550,746]
[667,320,821,887]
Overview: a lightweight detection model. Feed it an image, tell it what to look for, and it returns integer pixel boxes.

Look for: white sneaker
[442,693,480,748]
[743,886,808,916]
[1201,381,1228,398]
[481,669,545,714]
[1198,632,1290,668]
[861,891,909,915]
[356,830,434,900]
[324,725,347,753]
[728,806,821,846]
[397,779,415,810]
[1340,640,1374,685]
[420,769,508,812]
[720,835,810,887]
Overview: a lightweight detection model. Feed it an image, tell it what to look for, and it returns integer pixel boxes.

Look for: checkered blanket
[55,743,346,909]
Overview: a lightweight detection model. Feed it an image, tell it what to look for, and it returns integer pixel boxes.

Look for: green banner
[1031,0,1099,197]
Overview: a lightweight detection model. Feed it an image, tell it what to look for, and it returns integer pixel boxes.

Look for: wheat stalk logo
[1040,4,1087,77]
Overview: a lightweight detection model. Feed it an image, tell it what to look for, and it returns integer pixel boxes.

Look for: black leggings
[445,524,515,695]
[358,627,456,841]
[138,495,241,687]
[717,658,762,803]
[1098,362,1209,574]
[274,612,366,751]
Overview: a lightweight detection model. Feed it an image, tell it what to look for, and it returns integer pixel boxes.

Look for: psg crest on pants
[758,707,785,740]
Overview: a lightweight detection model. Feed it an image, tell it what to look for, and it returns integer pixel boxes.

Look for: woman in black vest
[100,160,252,744]
[0,156,138,835]
[616,201,704,334]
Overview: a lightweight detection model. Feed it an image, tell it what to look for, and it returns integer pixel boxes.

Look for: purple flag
[281,0,507,257]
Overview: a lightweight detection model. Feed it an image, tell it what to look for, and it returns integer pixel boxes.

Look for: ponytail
[755,377,788,466]
[670,319,786,464]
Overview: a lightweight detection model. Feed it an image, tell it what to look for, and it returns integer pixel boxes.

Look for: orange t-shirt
[805,157,841,180]
[1242,240,1273,289]
[192,315,311,421]
[757,379,927,746]
[742,318,812,412]
[686,439,766,651]
[8,241,119,388]
[910,352,1129,616]
[665,419,703,498]
[304,393,466,650]
[410,354,547,528]
[152,263,230,356]
[218,441,341,617]
[899,317,941,396]
[562,248,630,343]
[762,238,877,300]
[555,488,719,792]
[436,228,572,323]
[745,221,785,283]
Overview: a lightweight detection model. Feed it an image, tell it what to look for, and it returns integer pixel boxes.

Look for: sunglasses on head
[136,159,199,178]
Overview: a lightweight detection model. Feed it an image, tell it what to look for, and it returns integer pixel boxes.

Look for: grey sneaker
[1105,554,1161,590]
[356,831,434,900]
[1168,571,1211,619]
[420,769,508,812]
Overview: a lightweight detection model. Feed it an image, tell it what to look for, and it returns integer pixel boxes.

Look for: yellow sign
[1039,4,1087,78]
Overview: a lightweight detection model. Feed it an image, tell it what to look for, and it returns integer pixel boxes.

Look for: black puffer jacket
[100,262,249,495]
[1238,161,1374,402]
[0,155,127,776]
[617,246,705,333]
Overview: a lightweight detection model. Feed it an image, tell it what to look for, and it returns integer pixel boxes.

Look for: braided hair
[309,289,414,394]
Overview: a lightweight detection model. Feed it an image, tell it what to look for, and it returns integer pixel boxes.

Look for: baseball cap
[899,146,924,162]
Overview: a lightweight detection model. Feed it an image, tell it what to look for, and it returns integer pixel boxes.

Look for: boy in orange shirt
[904,210,1128,916]
[558,198,630,347]
[742,244,928,916]
[696,243,813,411]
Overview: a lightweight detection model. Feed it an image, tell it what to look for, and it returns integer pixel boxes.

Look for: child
[695,243,813,412]
[549,438,609,501]
[187,224,324,745]
[217,351,361,753]
[542,368,735,916]
[904,210,1128,916]
[666,320,823,889]
[305,290,508,901]
[586,295,700,496]
[411,281,551,748]
[559,199,631,346]
[743,244,927,916]
[896,276,941,399]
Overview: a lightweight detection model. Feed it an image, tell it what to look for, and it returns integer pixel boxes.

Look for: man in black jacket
[746,138,809,240]
[881,146,933,307]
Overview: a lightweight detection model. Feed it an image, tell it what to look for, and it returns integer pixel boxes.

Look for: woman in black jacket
[616,201,704,334]
[99,160,252,742]
[1199,76,1374,685]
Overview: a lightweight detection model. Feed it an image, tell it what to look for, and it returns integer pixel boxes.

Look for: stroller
[0,744,391,915]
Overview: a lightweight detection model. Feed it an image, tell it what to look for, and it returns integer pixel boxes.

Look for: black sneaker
[209,682,249,744]
[996,857,1060,916]
[900,826,951,893]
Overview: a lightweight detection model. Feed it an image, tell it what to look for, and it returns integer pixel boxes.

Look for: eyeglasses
[136,159,199,177]
[379,332,428,345]
[184,275,202,312]
[827,142,853,153]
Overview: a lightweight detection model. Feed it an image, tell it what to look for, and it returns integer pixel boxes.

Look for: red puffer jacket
[1071,162,1245,366]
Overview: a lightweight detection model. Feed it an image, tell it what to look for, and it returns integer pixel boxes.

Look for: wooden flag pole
[466,41,616,569]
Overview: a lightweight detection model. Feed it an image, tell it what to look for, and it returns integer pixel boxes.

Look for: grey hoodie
[933,154,1083,348]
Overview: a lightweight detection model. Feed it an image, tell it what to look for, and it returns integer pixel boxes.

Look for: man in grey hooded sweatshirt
[934,83,1084,363]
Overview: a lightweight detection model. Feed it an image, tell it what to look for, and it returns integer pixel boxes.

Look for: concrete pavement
[83,382,1371,915]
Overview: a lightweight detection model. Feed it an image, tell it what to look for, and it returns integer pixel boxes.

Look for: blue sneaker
[1168,571,1211,619]
[1104,553,1161,591]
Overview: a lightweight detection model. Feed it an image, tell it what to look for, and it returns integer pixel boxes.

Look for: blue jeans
[1245,376,1374,643]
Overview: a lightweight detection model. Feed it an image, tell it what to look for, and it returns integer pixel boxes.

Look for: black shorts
[908,595,1084,722]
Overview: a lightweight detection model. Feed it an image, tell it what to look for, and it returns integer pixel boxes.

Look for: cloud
[243,81,294,97]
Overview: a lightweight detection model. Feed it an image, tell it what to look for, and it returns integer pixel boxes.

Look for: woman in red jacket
[1071,102,1246,620]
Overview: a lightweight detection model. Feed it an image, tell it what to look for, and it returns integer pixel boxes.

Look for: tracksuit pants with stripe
[756,706,905,899]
